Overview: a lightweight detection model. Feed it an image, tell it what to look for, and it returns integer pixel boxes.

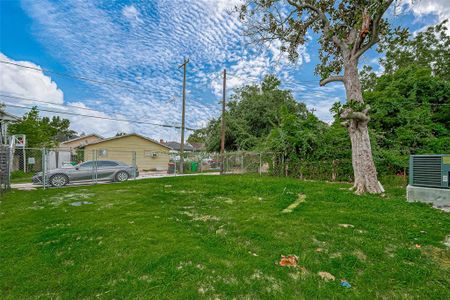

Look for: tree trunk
[343,62,384,194]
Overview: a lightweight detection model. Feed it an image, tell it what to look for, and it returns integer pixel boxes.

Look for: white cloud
[0,53,64,104]
[402,0,450,32]
[122,4,142,25]
[406,0,450,22]
[0,53,132,136]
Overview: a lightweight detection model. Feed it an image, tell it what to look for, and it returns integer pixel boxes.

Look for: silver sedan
[32,160,139,187]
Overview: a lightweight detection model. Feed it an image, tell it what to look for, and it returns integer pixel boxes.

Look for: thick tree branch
[287,0,347,51]
[341,110,369,122]
[353,0,394,59]
[319,76,344,86]
[340,105,371,122]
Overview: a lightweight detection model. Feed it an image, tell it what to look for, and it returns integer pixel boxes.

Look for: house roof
[82,133,172,149]
[164,141,194,151]
[60,133,104,144]
[0,110,19,122]
[190,142,206,151]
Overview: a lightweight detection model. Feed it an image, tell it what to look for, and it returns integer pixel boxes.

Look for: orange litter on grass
[278,255,299,267]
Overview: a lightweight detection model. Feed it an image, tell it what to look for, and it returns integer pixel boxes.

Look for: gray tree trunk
[343,62,384,194]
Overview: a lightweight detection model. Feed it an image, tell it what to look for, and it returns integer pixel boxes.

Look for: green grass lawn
[1,175,449,299]
[10,171,34,184]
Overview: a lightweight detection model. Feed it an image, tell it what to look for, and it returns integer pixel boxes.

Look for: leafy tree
[187,128,208,144]
[238,0,399,193]
[265,106,328,175]
[361,21,450,173]
[193,75,309,152]
[8,107,77,148]
[380,20,450,81]
[364,66,449,171]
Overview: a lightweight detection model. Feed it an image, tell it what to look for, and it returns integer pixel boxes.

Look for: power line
[0,60,180,102]
[0,60,136,89]
[0,93,199,128]
[0,93,109,113]
[2,103,199,131]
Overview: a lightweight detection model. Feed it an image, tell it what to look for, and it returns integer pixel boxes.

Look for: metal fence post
[42,148,46,189]
[92,150,97,184]
[259,153,262,176]
[132,151,137,179]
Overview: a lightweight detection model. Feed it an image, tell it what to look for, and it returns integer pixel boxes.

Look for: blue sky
[0,0,447,140]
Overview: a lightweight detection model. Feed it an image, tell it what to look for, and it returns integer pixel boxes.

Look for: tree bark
[343,62,384,194]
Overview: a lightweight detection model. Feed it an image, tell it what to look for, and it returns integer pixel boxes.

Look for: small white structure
[46,150,72,170]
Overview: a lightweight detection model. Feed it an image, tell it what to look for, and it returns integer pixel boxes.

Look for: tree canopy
[8,107,77,148]
[195,75,310,152]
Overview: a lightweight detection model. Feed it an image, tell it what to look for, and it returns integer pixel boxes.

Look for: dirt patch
[338,223,354,228]
[353,249,367,261]
[180,211,220,222]
[422,245,450,269]
[214,196,234,204]
[49,192,95,207]
[282,194,306,213]
[318,271,335,281]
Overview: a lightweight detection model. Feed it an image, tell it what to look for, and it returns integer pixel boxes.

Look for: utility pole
[220,68,226,174]
[178,58,189,174]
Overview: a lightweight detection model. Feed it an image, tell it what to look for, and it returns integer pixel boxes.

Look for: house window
[144,150,157,158]
[98,149,108,157]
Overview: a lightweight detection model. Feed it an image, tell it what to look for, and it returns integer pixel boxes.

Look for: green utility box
[409,154,450,189]
[407,154,450,206]
[191,162,199,172]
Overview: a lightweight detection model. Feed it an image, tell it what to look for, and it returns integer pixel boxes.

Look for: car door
[72,161,95,181]
[96,161,118,180]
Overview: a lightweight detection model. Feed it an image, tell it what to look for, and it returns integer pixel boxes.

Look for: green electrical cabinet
[409,154,450,189]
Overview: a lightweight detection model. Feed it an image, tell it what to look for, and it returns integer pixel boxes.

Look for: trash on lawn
[318,271,335,281]
[282,194,306,213]
[340,279,351,288]
[338,224,354,228]
[415,244,421,249]
[70,201,93,206]
[444,236,450,248]
[315,247,324,252]
[278,255,298,267]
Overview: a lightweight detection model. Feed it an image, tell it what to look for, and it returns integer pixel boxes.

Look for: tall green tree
[238,0,398,193]
[194,75,309,152]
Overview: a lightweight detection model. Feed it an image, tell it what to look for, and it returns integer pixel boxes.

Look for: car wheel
[115,171,129,182]
[50,174,69,187]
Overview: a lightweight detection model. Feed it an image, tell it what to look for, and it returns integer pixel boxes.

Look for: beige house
[83,133,171,171]
[60,134,103,152]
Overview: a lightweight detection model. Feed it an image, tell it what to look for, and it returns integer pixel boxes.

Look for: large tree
[238,0,396,193]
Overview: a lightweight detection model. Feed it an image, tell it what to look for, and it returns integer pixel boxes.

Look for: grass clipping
[282,194,305,213]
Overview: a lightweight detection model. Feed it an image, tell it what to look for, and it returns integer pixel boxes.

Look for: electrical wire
[2,103,199,131]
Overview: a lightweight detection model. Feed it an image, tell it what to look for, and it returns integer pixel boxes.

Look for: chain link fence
[0,145,367,191]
